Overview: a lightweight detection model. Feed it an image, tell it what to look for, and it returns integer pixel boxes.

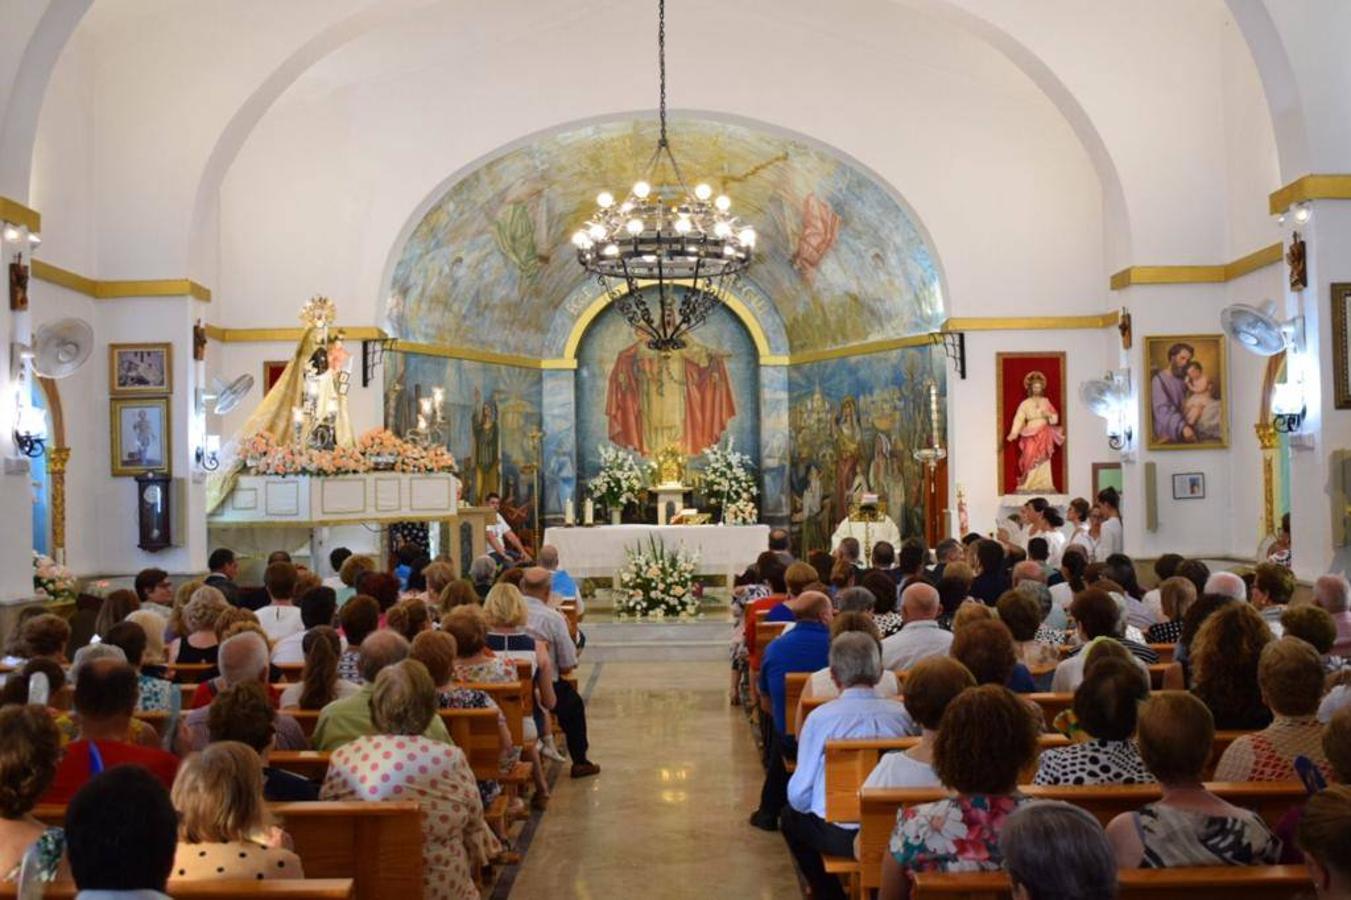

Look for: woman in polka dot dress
[322,659,499,900]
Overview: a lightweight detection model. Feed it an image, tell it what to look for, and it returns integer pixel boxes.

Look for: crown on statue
[300,295,338,328]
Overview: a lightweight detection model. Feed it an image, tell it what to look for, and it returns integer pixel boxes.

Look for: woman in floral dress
[880,685,1041,900]
[322,660,498,900]
[0,707,67,884]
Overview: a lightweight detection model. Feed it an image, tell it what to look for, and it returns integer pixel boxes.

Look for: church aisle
[506,661,800,898]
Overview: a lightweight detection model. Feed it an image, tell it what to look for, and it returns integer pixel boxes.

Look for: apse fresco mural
[787,346,944,554]
[385,353,542,530]
[386,117,943,356]
[575,296,760,489]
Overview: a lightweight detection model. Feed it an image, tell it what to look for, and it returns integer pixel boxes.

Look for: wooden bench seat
[33,802,421,900]
[0,880,356,898]
[911,865,1310,899]
[856,783,1307,892]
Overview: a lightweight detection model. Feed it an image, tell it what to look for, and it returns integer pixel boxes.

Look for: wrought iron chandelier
[572,0,755,352]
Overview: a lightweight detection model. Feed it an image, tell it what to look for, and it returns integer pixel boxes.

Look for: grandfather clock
[135,472,173,552]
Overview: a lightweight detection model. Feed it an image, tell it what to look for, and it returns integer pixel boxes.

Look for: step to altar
[579,612,731,662]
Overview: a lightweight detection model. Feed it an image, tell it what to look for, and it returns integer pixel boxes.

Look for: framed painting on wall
[1143,334,1228,450]
[1172,471,1206,500]
[996,352,1067,496]
[109,343,171,395]
[110,396,170,476]
[263,360,289,395]
[1333,283,1351,409]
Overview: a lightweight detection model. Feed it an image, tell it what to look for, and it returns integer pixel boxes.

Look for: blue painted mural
[787,346,944,553]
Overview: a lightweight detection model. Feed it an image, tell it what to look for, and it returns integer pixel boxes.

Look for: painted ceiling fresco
[386,117,944,356]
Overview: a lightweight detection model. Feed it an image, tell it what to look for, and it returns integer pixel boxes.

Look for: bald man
[1315,574,1351,657]
[751,590,833,831]
[879,582,954,672]
[1204,571,1248,602]
[520,567,599,778]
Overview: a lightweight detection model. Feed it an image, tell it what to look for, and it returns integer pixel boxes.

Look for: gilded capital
[46,447,71,475]
[1254,423,1278,450]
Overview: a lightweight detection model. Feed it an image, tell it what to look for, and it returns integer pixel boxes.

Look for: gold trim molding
[1269,174,1351,215]
[31,259,211,302]
[1109,243,1282,290]
[944,312,1120,331]
[206,326,387,343]
[0,196,41,233]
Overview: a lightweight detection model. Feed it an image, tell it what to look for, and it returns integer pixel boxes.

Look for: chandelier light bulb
[597,191,615,209]
[1276,213,1287,226]
[603,243,620,257]
[674,216,692,234]
[588,223,607,240]
[626,218,645,235]
[1294,205,1311,224]
[26,233,40,246]
[714,195,731,212]
[713,221,732,238]
[694,183,713,201]
[723,244,737,256]
[633,181,651,199]
[571,230,592,249]
[619,201,633,214]
[738,228,756,246]
[2,225,19,242]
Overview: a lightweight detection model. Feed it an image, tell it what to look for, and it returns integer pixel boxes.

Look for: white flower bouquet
[33,551,77,603]
[589,444,649,510]
[615,536,701,618]
[701,438,758,524]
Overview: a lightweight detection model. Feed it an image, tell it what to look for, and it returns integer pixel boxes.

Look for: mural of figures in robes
[471,390,501,503]
[604,334,737,458]
[789,346,943,554]
[577,298,760,490]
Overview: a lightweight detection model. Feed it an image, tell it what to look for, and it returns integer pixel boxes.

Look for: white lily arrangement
[589,444,649,509]
[701,438,758,524]
[615,536,701,618]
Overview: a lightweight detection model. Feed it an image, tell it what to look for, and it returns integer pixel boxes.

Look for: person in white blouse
[1094,487,1124,558]
[1064,497,1096,561]
[863,656,976,789]
[256,562,304,643]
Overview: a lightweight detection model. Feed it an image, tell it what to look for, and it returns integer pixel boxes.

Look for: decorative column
[1254,424,1278,540]
[46,447,70,565]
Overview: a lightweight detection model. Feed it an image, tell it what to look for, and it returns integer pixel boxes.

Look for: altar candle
[419,397,432,417]
[928,383,941,444]
[583,497,594,525]
[432,387,445,416]
[292,407,304,424]
[417,413,428,430]
[565,498,575,525]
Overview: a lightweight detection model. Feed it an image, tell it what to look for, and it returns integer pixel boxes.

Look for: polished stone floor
[507,661,799,898]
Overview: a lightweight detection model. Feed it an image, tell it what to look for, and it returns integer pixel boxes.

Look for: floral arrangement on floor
[589,444,649,510]
[240,428,456,476]
[615,536,701,618]
[33,552,77,603]
[701,438,758,524]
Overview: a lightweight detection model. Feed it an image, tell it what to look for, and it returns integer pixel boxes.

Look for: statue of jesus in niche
[604,329,737,458]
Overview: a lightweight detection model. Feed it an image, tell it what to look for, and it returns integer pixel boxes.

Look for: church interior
[3,1,1351,898]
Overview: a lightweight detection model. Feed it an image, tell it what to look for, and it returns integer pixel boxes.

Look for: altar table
[543,524,770,582]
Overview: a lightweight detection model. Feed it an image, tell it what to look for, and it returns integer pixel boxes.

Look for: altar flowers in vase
[589,445,648,520]
[701,439,758,524]
[236,427,456,477]
[33,552,77,603]
[615,536,701,619]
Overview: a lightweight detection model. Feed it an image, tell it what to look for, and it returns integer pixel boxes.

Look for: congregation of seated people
[0,542,594,898]
[733,491,1351,899]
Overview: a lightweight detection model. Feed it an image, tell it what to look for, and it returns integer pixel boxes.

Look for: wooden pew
[754,620,788,661]
[856,783,1306,893]
[276,662,305,681]
[167,661,215,683]
[33,802,421,900]
[784,672,811,738]
[560,601,579,642]
[1149,642,1175,664]
[910,867,1311,899]
[0,881,356,899]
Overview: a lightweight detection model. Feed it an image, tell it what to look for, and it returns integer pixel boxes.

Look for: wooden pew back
[32,802,421,900]
[910,866,1310,899]
[0,881,356,898]
[857,783,1306,891]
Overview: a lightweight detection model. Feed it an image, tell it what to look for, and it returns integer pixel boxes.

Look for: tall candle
[432,387,445,415]
[583,497,594,525]
[564,498,575,525]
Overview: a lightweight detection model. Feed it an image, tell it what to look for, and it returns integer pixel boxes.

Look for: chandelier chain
[657,0,667,148]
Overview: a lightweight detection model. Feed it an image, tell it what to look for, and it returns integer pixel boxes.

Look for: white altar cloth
[543,524,770,580]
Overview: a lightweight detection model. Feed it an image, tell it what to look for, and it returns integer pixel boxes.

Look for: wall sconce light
[1271,380,1306,434]
[195,434,221,471]
[1081,369,1133,452]
[13,406,47,458]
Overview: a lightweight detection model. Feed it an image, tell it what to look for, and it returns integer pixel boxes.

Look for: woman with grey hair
[1000,801,1118,900]
[469,555,497,599]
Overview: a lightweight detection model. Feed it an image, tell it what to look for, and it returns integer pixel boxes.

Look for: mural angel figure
[791,193,841,283]
[1006,370,1064,492]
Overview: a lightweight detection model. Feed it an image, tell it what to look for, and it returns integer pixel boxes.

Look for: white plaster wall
[212,0,1106,337]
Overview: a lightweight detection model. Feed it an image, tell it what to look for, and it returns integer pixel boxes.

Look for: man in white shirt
[881,583,953,672]
[271,585,339,665]
[520,567,598,778]
[485,492,528,563]
[781,632,915,900]
[256,561,304,643]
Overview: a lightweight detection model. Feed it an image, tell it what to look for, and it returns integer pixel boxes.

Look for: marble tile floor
[506,660,801,898]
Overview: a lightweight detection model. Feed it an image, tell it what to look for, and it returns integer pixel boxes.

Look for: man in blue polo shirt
[749,590,832,831]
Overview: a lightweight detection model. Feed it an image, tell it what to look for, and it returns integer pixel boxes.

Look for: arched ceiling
[386,116,944,357]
